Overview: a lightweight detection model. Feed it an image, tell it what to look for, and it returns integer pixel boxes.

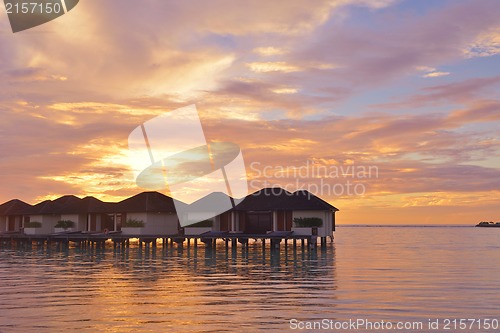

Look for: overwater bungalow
[0,187,339,243]
[180,192,240,234]
[181,188,338,239]
[58,196,115,233]
[25,195,81,234]
[115,192,181,235]
[0,199,32,233]
[232,188,338,237]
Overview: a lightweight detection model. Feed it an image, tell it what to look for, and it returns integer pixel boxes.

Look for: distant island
[476,222,500,228]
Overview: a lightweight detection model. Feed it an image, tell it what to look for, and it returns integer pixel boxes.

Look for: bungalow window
[23,216,30,227]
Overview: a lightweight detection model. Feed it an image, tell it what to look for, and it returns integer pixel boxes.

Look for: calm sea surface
[1,226,500,333]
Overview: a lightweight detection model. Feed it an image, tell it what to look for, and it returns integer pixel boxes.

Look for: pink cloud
[373,77,500,110]
[292,1,500,88]
[0,0,498,225]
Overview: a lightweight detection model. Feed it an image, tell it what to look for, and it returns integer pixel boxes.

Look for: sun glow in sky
[0,0,499,224]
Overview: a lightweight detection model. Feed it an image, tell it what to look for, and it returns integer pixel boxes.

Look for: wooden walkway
[0,230,331,252]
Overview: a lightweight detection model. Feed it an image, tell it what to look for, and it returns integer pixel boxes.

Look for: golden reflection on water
[1,238,336,332]
[1,227,500,332]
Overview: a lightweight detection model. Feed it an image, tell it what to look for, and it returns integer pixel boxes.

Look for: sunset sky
[0,0,499,224]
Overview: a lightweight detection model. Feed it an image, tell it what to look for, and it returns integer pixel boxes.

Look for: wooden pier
[0,231,331,253]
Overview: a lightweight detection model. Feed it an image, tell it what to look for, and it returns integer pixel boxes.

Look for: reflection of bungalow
[232,188,338,237]
[115,192,181,235]
[0,199,32,233]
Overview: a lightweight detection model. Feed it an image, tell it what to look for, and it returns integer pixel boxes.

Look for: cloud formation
[0,0,498,224]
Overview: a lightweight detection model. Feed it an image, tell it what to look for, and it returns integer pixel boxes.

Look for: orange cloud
[0,0,498,226]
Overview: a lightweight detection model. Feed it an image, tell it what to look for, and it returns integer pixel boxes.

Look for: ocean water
[1,226,500,333]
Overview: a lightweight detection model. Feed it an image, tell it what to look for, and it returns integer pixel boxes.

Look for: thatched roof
[27,195,82,215]
[0,199,32,215]
[58,196,113,214]
[0,187,339,216]
[233,188,339,212]
[114,191,179,213]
